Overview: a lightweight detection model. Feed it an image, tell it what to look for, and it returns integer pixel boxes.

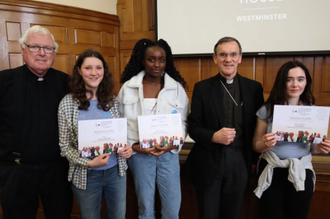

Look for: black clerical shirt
[219,74,245,147]
[0,65,68,164]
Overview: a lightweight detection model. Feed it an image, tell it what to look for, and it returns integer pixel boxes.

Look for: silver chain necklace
[220,80,238,107]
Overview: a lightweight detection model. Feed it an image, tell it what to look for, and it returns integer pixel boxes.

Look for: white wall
[31,0,117,15]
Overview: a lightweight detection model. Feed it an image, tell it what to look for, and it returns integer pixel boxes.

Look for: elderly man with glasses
[0,25,72,219]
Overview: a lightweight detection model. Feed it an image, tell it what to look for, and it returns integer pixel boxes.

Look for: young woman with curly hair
[58,49,132,219]
[118,38,189,219]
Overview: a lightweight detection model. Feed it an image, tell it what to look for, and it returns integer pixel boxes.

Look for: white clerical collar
[226,79,234,84]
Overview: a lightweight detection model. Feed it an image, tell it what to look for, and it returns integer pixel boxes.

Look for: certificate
[78,118,127,158]
[138,114,184,149]
[272,105,330,144]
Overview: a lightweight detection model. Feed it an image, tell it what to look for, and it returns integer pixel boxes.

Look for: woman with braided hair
[118,38,189,219]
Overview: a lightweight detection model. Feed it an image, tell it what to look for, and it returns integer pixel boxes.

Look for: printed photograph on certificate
[78,118,127,158]
[138,114,184,149]
[272,105,330,144]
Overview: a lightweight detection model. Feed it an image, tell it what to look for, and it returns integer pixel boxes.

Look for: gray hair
[18,25,58,51]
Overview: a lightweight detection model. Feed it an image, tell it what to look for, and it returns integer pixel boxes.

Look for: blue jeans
[128,152,181,219]
[71,165,126,219]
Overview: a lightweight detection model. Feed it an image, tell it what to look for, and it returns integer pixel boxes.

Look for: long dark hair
[69,49,115,111]
[265,60,315,119]
[120,38,187,89]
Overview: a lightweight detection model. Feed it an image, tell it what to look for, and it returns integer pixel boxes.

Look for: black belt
[1,152,61,166]
[11,151,21,165]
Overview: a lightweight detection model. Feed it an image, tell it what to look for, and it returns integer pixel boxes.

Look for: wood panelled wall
[0,0,121,91]
[117,0,330,219]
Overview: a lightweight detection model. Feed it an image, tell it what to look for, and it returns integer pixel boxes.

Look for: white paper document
[78,118,127,157]
[138,114,184,149]
[272,105,330,144]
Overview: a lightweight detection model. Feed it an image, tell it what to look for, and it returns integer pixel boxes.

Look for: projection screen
[156,0,330,56]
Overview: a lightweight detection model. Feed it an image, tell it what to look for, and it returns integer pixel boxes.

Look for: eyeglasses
[217,52,240,59]
[24,43,55,54]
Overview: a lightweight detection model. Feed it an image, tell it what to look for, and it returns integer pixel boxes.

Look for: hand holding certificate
[137,114,184,155]
[78,118,127,158]
[272,105,330,145]
[87,153,110,168]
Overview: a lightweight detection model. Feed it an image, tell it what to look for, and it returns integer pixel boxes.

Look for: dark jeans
[196,147,249,219]
[0,158,73,219]
[258,158,314,219]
